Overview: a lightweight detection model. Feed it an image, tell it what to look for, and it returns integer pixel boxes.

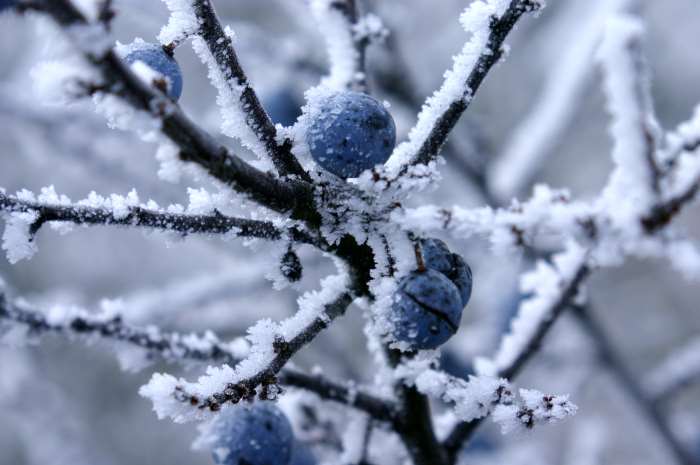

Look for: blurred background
[0,0,699,464]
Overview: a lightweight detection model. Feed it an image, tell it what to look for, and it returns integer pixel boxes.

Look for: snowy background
[1,0,699,464]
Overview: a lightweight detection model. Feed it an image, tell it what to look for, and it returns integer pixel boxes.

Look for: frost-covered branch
[435,27,700,446]
[310,0,381,92]
[393,358,576,464]
[141,277,359,422]
[385,0,542,179]
[0,189,314,242]
[0,290,241,367]
[0,287,396,422]
[442,254,588,459]
[185,0,309,179]
[34,0,317,221]
[596,15,662,204]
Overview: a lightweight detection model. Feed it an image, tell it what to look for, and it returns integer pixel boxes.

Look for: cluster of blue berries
[123,42,183,101]
[391,238,472,350]
[307,91,396,178]
[211,403,316,465]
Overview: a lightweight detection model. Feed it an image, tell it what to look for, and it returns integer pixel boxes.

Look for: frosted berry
[420,238,472,307]
[306,91,396,178]
[289,441,317,465]
[264,88,302,126]
[123,42,183,100]
[391,269,463,350]
[211,403,293,465]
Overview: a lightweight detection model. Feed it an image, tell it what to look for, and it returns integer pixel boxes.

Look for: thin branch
[442,263,589,461]
[0,191,319,245]
[35,0,318,224]
[311,0,373,92]
[163,291,358,414]
[572,305,698,465]
[407,0,540,169]
[191,0,310,180]
[0,290,397,423]
[376,33,497,204]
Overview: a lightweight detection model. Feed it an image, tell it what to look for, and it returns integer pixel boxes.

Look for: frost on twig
[140,273,356,422]
[0,281,395,421]
[34,0,314,217]
[374,0,542,192]
[0,289,247,370]
[395,360,577,433]
[310,0,375,92]
[0,187,319,263]
[596,14,662,223]
[475,244,589,378]
[171,0,309,178]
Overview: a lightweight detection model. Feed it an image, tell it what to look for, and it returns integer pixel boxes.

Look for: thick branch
[395,385,449,465]
[0,191,318,244]
[384,347,448,465]
[35,0,318,222]
[572,305,698,465]
[0,290,396,422]
[191,0,310,180]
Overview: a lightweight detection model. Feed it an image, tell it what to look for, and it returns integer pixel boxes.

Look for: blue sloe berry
[306,91,396,178]
[123,42,183,100]
[211,403,293,465]
[391,269,463,350]
[289,441,317,465]
[264,88,302,126]
[420,238,473,307]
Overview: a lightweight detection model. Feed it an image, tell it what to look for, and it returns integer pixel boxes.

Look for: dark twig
[571,305,698,465]
[0,191,320,246]
[408,0,540,169]
[0,290,397,422]
[191,0,310,180]
[376,33,496,204]
[641,175,700,232]
[173,291,357,412]
[34,0,319,224]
